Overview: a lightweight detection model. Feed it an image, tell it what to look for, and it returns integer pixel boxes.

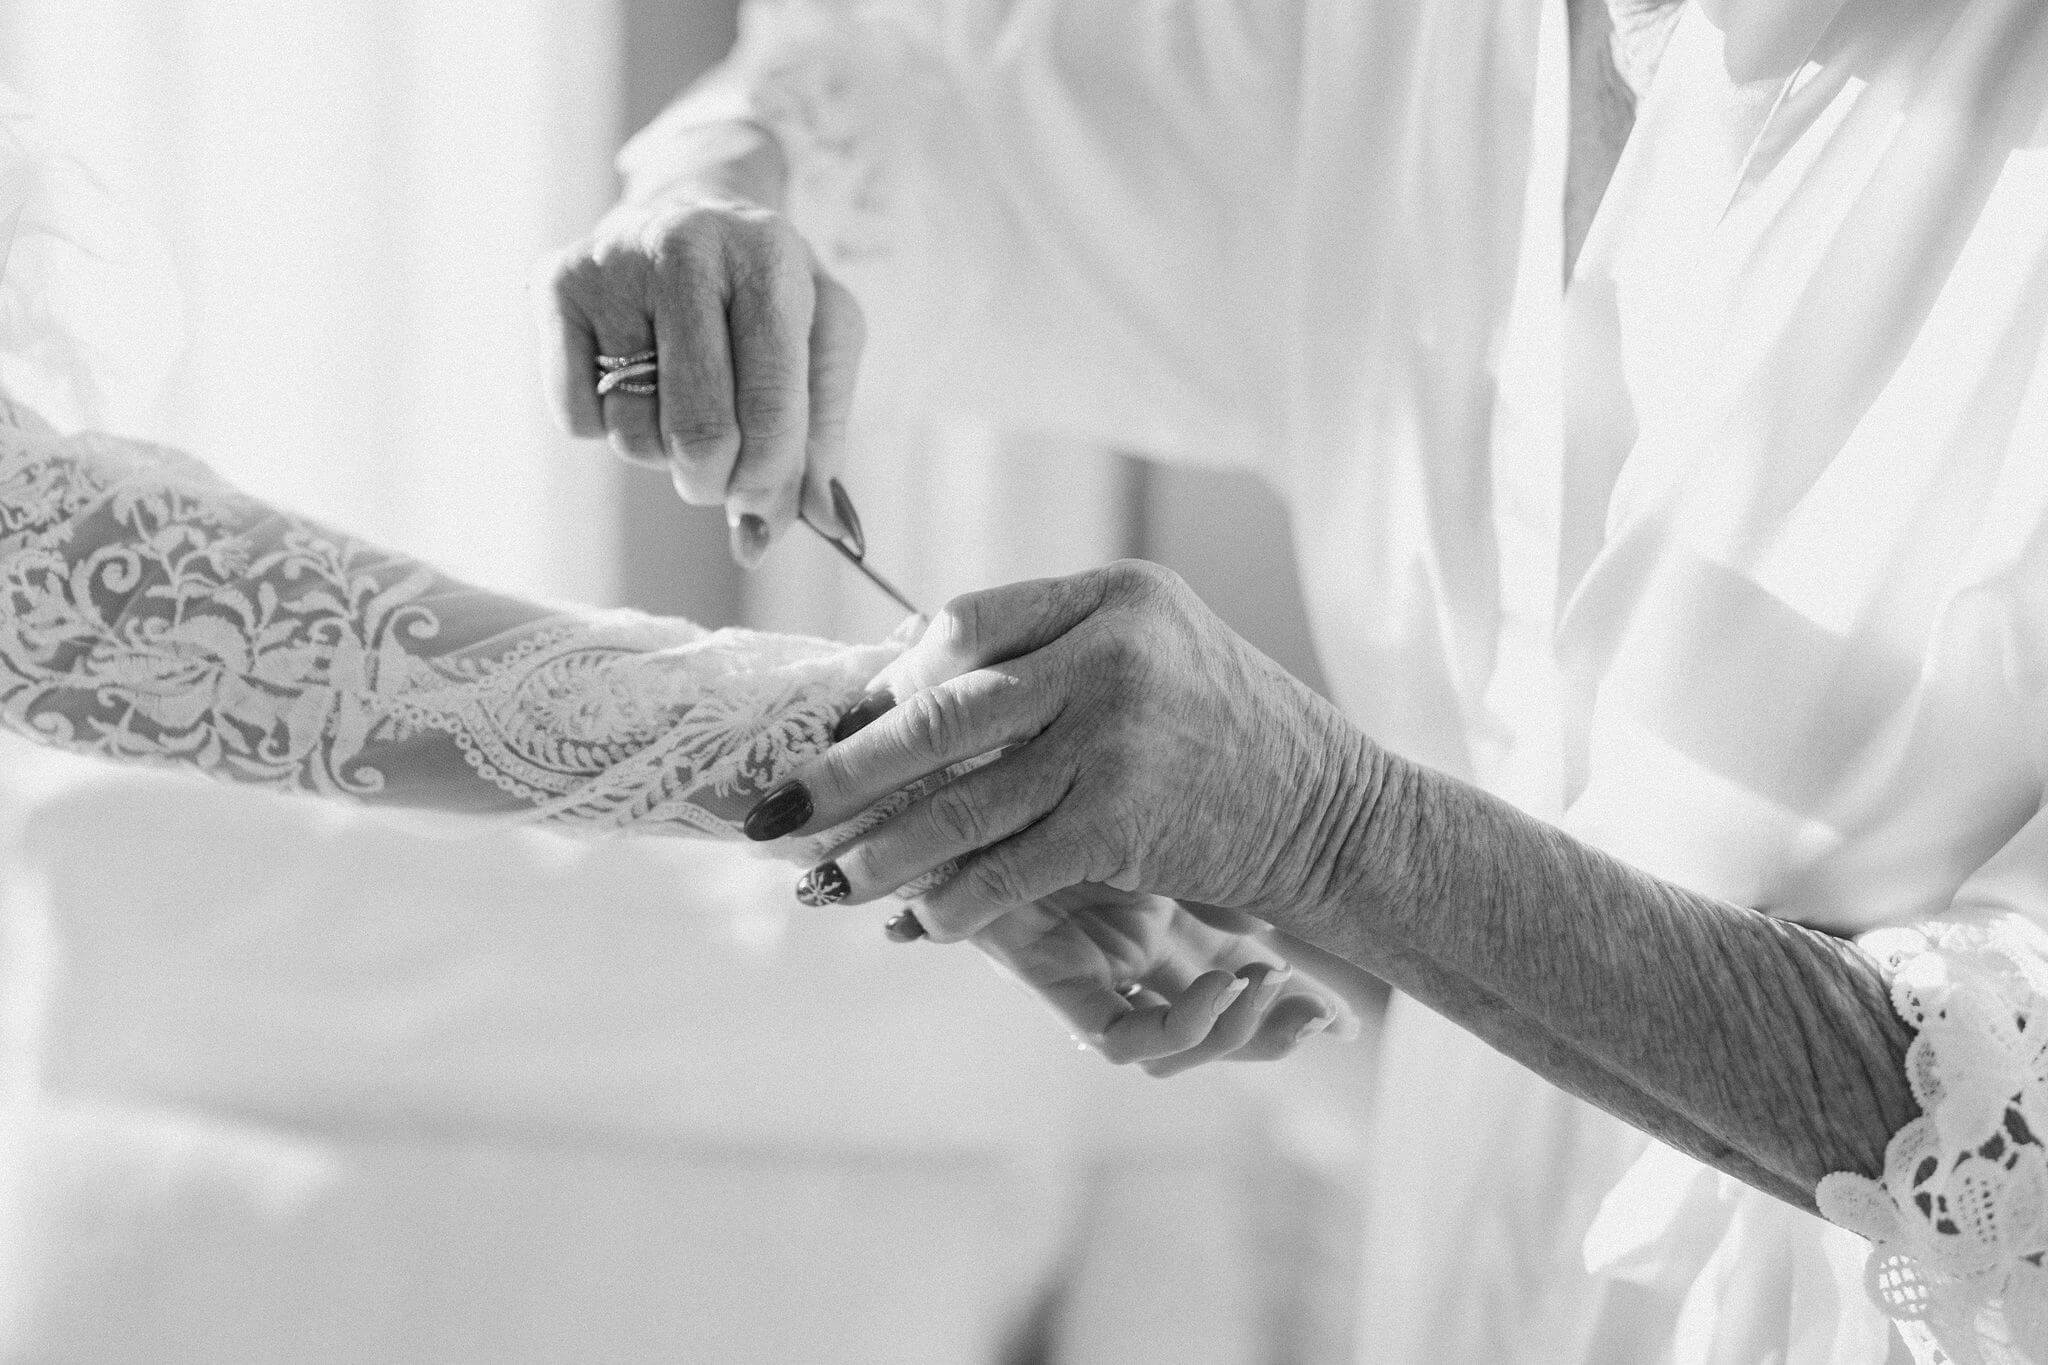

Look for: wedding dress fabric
[655,0,2048,1358]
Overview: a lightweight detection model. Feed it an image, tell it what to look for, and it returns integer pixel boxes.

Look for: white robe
[648,0,2048,1358]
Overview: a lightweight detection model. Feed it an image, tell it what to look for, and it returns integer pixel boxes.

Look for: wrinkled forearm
[1285,745,1919,1211]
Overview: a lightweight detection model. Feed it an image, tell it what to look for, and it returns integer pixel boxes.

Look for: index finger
[738,581,1097,844]
[759,665,1054,841]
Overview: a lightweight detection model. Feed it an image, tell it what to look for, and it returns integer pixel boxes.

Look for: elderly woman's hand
[742,560,1381,941]
[535,122,864,567]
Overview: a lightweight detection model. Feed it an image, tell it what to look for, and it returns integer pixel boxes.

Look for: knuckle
[648,202,721,248]
[896,685,971,758]
[666,419,740,457]
[733,239,813,309]
[1100,557,1183,601]
[738,213,802,266]
[548,249,605,307]
[734,384,804,441]
[927,595,986,657]
[963,851,1028,909]
[924,783,991,851]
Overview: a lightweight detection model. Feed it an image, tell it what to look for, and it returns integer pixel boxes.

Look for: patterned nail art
[796,861,851,906]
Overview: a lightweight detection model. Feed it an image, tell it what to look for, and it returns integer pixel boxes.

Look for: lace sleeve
[0,395,897,839]
[1816,913,2048,1364]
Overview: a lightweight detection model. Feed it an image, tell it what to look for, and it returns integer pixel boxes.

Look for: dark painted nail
[743,781,812,842]
[828,478,865,557]
[796,861,851,907]
[732,513,772,568]
[883,910,927,942]
[832,689,896,742]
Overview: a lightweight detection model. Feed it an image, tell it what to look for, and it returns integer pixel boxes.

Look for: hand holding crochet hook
[545,176,1351,1073]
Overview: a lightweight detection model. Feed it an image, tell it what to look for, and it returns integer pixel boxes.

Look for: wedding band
[594,349,656,371]
[595,361,658,398]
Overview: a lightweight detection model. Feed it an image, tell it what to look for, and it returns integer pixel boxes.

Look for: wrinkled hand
[971,884,1356,1077]
[744,560,1380,942]
[536,125,864,566]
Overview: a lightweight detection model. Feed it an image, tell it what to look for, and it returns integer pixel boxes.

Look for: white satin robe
[651,0,2048,1358]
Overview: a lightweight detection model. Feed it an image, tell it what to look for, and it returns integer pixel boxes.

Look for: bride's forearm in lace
[0,397,894,836]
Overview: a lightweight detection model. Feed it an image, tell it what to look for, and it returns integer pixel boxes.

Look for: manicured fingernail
[1213,977,1251,1018]
[730,513,772,568]
[883,910,927,941]
[743,781,812,841]
[828,478,865,556]
[796,861,851,907]
[832,689,895,742]
[1244,963,1292,1006]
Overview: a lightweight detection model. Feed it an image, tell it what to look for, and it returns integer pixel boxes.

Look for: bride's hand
[537,121,863,568]
[969,884,1357,1078]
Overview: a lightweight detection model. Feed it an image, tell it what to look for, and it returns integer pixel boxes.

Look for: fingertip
[882,909,927,942]
[729,510,773,568]
[1294,1014,1334,1045]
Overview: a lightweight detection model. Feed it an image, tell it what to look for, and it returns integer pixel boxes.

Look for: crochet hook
[800,479,924,618]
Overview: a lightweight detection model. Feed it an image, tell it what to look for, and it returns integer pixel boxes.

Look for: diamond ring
[595,360,658,398]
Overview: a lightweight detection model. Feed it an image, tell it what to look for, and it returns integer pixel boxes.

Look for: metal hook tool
[800,478,924,618]
[800,478,930,941]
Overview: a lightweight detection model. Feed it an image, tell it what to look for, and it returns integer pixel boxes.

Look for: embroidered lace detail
[1604,0,1686,99]
[1817,914,2048,1365]
[739,6,943,266]
[0,392,893,837]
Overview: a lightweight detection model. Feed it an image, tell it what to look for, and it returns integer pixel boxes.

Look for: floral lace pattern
[748,21,906,266]
[1818,914,2048,1365]
[0,394,893,837]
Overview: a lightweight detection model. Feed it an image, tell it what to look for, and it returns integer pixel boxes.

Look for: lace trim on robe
[1817,915,2048,1365]
[1605,0,1686,98]
[0,392,896,840]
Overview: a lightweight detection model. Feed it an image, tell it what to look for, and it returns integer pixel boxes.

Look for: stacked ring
[595,349,658,397]
[595,361,658,397]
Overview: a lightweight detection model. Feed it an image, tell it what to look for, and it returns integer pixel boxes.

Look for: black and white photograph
[0,1,2041,1361]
